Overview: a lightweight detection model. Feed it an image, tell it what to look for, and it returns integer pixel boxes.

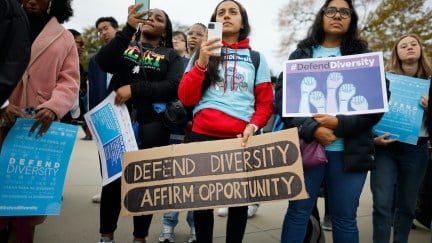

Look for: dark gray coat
[0,0,31,105]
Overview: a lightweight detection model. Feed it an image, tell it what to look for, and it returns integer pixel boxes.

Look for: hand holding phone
[207,22,222,54]
[135,0,150,19]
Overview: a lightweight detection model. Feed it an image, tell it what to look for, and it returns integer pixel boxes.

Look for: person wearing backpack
[178,1,274,242]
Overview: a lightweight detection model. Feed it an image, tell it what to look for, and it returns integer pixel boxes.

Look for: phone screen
[135,0,150,19]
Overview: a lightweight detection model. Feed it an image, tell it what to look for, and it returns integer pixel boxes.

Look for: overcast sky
[64,0,432,74]
[64,0,293,74]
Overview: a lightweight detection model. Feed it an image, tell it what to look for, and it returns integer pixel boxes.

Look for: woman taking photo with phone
[178,1,274,242]
[95,4,184,243]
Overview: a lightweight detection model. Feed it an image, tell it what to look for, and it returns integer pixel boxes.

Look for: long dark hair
[197,0,251,92]
[159,9,174,48]
[298,0,367,55]
[210,0,251,41]
[49,0,73,24]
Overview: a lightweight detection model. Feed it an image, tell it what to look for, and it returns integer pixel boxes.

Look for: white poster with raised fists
[281,52,388,117]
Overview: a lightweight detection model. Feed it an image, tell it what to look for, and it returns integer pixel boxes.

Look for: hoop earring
[47,0,52,15]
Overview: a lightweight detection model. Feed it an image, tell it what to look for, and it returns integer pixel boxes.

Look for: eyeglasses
[322,7,352,19]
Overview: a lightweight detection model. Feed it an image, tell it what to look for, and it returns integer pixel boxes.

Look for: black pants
[415,158,432,227]
[194,207,248,243]
[190,132,248,243]
[99,178,153,238]
[99,118,170,238]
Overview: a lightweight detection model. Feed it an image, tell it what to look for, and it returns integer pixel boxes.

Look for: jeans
[281,164,325,243]
[371,141,429,243]
[163,127,193,229]
[281,151,367,243]
[162,211,194,228]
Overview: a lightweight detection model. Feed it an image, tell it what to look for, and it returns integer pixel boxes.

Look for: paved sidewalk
[34,130,431,242]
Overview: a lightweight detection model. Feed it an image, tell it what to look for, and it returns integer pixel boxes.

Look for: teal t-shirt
[312,45,344,151]
[188,48,271,122]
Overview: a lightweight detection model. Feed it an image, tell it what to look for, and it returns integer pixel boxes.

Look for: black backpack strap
[249,49,260,81]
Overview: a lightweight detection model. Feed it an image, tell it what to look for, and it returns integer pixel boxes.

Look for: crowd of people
[0,0,431,242]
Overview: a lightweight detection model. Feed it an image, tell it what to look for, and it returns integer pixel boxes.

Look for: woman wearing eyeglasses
[172,31,190,63]
[275,0,388,242]
[186,23,207,56]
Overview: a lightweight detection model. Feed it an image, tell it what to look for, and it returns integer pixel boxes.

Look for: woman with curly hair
[95,4,184,243]
[0,0,79,242]
[274,0,389,242]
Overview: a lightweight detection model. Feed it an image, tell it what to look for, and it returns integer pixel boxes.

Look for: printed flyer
[373,72,430,145]
[84,92,138,186]
[0,119,78,216]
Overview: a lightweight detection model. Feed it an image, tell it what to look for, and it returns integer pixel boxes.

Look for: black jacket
[0,0,31,105]
[96,24,184,123]
[275,47,390,172]
[428,77,432,142]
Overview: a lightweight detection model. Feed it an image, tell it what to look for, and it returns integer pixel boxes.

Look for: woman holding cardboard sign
[178,0,274,242]
[274,0,389,242]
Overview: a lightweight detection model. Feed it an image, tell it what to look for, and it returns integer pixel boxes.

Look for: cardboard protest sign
[121,128,307,216]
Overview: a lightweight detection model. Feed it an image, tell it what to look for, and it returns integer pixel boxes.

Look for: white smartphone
[207,22,222,54]
[135,0,150,19]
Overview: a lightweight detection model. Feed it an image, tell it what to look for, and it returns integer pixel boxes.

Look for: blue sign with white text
[0,119,78,216]
[90,103,124,178]
[373,72,430,145]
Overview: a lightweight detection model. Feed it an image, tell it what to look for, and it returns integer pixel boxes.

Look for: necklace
[140,42,160,51]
